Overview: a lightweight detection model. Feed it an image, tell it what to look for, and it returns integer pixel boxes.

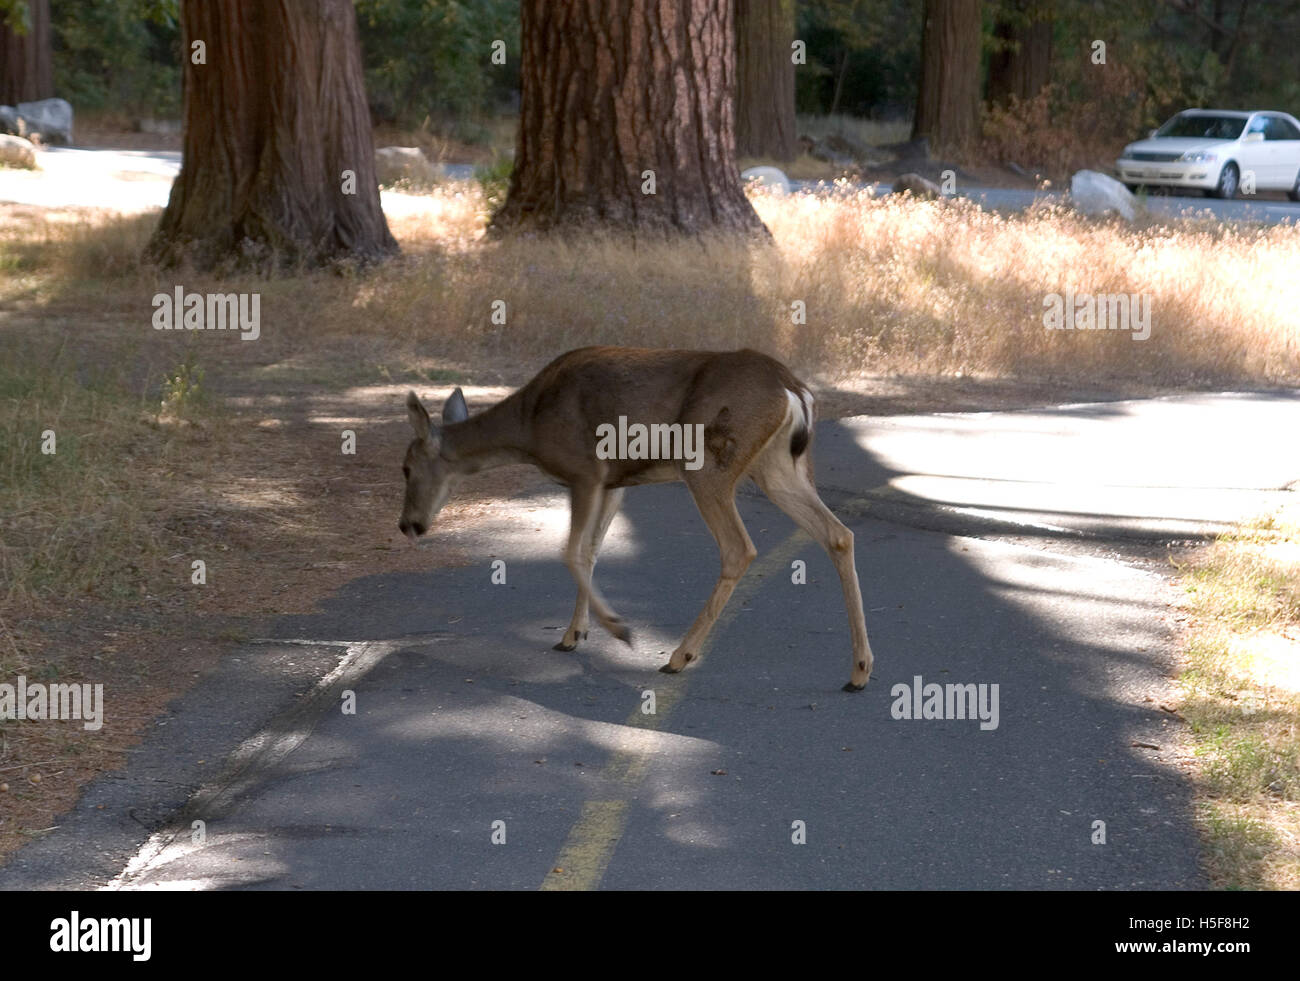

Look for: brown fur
[399,346,874,690]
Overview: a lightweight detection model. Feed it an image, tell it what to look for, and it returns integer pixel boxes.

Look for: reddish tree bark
[146,0,396,271]
[987,1,1053,105]
[912,0,983,153]
[734,0,797,161]
[0,0,53,104]
[491,0,767,238]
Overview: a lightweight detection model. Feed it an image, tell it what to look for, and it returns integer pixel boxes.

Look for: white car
[1115,109,1300,200]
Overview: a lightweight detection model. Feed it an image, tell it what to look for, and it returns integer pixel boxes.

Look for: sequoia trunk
[145,0,397,271]
[491,0,767,237]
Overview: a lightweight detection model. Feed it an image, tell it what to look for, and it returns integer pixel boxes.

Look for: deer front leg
[661,482,755,673]
[556,484,630,651]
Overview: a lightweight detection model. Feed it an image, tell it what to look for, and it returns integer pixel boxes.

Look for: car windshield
[1154,114,1246,139]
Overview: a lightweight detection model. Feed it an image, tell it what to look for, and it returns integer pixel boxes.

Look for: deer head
[399,388,469,541]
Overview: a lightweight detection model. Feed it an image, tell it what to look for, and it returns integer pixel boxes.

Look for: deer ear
[443,386,469,424]
[406,390,432,439]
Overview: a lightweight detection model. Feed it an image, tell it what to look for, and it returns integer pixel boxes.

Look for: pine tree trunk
[0,0,53,104]
[490,0,767,238]
[912,0,983,154]
[734,0,797,162]
[987,1,1052,105]
[146,0,397,272]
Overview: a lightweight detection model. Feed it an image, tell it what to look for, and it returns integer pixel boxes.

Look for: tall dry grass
[370,183,1300,386]
[4,184,1299,390]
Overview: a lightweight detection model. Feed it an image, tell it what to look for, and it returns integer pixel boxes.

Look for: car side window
[1267,117,1300,140]
[1247,116,1268,135]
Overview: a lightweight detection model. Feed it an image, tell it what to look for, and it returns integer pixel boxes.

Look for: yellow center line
[539,526,816,891]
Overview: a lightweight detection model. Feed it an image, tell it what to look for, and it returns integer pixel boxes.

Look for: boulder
[1070,169,1136,221]
[0,133,37,169]
[740,165,792,195]
[892,172,943,199]
[14,98,73,144]
[374,146,439,186]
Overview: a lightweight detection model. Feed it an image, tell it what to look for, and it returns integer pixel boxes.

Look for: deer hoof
[612,624,632,646]
[842,681,867,693]
[658,662,681,674]
[553,630,587,652]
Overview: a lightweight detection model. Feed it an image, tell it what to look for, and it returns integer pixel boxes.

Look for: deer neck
[439,398,529,475]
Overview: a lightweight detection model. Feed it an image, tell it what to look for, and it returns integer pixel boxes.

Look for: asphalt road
[957,184,1300,224]
[790,177,1299,223]
[5,392,1298,890]
[2,147,1296,224]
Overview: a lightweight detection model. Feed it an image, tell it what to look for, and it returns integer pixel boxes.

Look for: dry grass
[2,183,1297,604]
[6,184,1298,388]
[3,182,1298,603]
[1177,505,1300,889]
[392,184,1299,384]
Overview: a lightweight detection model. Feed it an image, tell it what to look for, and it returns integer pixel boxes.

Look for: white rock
[0,133,37,169]
[1070,169,1136,221]
[15,98,73,144]
[741,165,792,195]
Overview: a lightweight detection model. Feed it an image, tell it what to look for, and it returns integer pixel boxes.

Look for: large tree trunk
[986,0,1052,105]
[912,0,982,153]
[0,0,53,104]
[734,0,797,161]
[490,0,767,238]
[146,0,397,272]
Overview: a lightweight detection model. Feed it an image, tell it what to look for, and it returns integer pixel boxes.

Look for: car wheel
[1211,162,1239,199]
[1289,169,1300,202]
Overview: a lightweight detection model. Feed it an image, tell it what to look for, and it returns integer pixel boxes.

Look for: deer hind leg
[661,475,756,673]
[556,484,630,651]
[751,449,874,691]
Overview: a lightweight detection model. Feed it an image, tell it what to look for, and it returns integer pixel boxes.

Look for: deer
[399,346,874,691]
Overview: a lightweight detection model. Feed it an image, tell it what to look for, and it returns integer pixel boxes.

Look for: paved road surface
[5,392,1298,890]
[2,147,1295,224]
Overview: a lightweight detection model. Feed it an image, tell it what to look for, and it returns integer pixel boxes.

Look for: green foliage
[800,0,1300,134]
[50,0,181,117]
[12,0,1297,160]
[797,0,920,118]
[355,0,519,132]
[1051,0,1300,123]
[159,352,205,421]
[0,0,32,32]
[474,153,513,211]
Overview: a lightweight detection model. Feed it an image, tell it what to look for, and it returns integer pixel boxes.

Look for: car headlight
[1180,151,1217,162]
